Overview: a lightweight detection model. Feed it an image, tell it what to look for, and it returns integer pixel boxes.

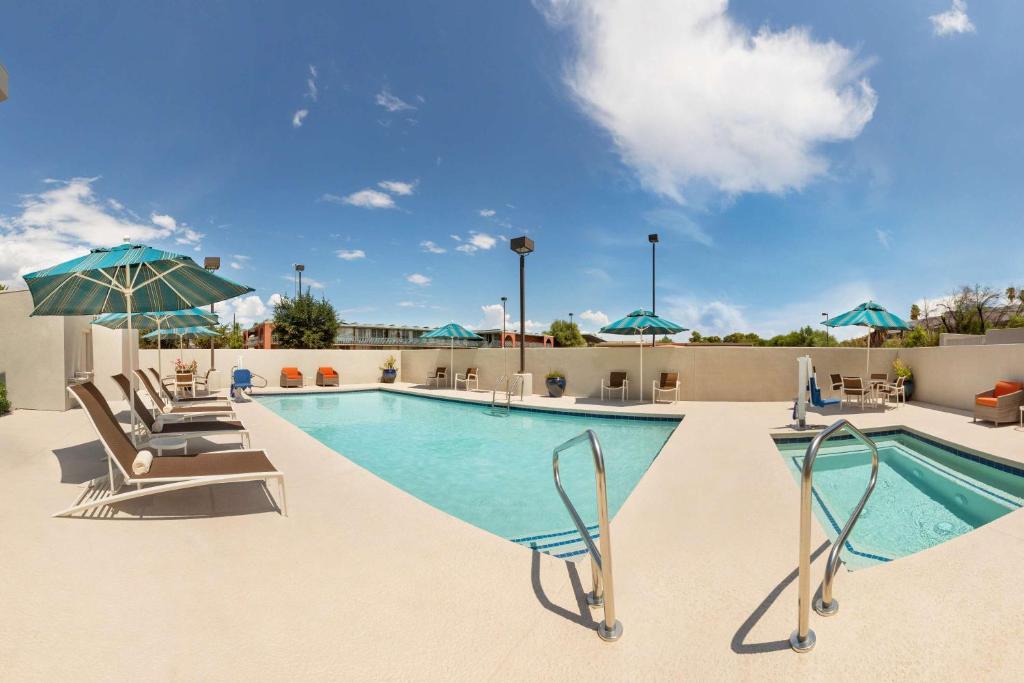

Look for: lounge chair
[841,376,874,410]
[454,368,479,391]
[280,367,303,388]
[652,372,680,404]
[60,382,284,518]
[111,375,250,450]
[973,380,1024,426]
[146,368,228,405]
[427,367,447,388]
[316,367,340,387]
[601,371,629,401]
[131,371,236,423]
[878,376,907,407]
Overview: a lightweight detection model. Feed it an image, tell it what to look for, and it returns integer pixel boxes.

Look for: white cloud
[645,208,712,246]
[336,249,366,260]
[229,254,251,271]
[406,273,431,286]
[477,304,546,333]
[479,209,496,217]
[292,109,309,127]
[0,178,204,287]
[398,300,419,308]
[375,88,416,112]
[420,240,446,254]
[306,64,319,101]
[452,232,497,254]
[930,1,975,36]
[214,293,283,327]
[327,189,396,209]
[578,309,610,330]
[268,292,283,307]
[378,180,417,196]
[540,0,877,200]
[875,228,891,249]
[308,64,318,79]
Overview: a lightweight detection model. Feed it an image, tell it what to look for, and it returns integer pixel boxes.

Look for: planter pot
[903,379,914,401]
[381,369,398,384]
[546,377,566,398]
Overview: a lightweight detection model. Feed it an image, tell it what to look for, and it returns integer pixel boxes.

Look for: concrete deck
[2,384,1023,680]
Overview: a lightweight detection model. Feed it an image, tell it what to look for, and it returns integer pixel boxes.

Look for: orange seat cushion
[976,396,998,408]
[993,381,1023,398]
[282,367,301,377]
[318,367,337,376]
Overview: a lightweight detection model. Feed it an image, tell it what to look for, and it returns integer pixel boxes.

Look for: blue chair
[809,376,840,409]
[231,368,253,399]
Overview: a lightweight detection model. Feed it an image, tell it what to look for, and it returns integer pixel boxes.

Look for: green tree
[900,326,935,347]
[272,290,340,349]
[689,331,702,343]
[909,304,920,321]
[0,381,10,415]
[0,283,8,292]
[658,335,673,344]
[546,319,585,347]
[722,331,764,345]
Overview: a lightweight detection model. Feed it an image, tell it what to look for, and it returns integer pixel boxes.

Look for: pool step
[509,524,600,560]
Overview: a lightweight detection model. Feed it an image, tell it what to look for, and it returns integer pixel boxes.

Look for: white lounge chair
[652,372,680,404]
[601,371,629,401]
[59,382,285,518]
[454,368,479,391]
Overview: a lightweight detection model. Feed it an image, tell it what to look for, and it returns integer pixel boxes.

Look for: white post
[125,262,136,445]
[639,336,644,402]
[865,326,872,379]
[796,356,809,428]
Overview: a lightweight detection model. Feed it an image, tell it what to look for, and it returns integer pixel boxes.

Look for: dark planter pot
[903,379,914,401]
[546,377,566,398]
[381,369,398,384]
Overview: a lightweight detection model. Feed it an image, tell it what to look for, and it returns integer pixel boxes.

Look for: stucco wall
[399,346,900,401]
[0,290,90,411]
[900,344,1024,411]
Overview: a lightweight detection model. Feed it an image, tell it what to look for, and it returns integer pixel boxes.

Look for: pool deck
[2,383,1024,680]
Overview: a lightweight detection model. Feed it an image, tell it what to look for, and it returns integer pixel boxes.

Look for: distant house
[474,329,554,348]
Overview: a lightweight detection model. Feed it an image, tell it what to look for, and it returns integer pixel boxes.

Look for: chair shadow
[530,550,598,632]
[730,540,830,654]
[52,441,109,484]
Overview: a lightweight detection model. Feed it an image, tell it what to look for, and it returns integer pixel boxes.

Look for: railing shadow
[530,550,597,631]
[730,540,830,654]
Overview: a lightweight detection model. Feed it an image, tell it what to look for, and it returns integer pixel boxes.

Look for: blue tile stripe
[510,524,600,543]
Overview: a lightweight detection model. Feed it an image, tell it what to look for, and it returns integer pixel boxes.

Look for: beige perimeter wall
[901,344,1024,411]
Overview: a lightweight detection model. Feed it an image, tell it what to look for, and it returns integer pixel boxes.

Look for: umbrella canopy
[823,301,911,380]
[421,323,484,388]
[143,325,219,339]
[22,242,252,316]
[96,307,219,380]
[600,310,687,401]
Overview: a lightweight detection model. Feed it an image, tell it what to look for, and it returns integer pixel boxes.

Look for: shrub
[272,290,341,349]
[893,358,913,379]
[380,355,398,371]
[545,370,565,380]
[0,382,10,415]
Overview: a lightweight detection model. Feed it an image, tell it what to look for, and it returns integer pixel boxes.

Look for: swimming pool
[775,430,1024,569]
[258,390,679,558]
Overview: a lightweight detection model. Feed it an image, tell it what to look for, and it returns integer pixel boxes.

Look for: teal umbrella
[600,310,687,401]
[23,240,252,440]
[823,302,911,379]
[421,322,484,388]
[96,308,218,378]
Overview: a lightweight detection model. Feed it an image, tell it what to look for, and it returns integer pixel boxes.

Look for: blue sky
[0,1,1016,338]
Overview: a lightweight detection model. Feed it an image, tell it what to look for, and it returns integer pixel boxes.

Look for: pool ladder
[552,430,622,642]
[791,418,879,653]
[490,375,523,413]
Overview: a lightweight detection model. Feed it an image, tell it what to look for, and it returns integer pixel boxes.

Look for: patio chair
[841,376,873,410]
[652,372,680,404]
[131,371,236,424]
[316,367,340,387]
[869,373,889,392]
[600,371,629,401]
[809,376,840,410]
[427,367,447,388]
[280,367,303,388]
[454,368,479,391]
[175,372,195,398]
[878,376,907,407]
[829,373,843,394]
[138,370,228,409]
[60,382,285,518]
[192,369,213,395]
[973,380,1024,426]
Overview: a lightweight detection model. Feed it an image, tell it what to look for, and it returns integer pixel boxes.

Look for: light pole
[204,257,220,370]
[822,312,829,346]
[649,233,659,347]
[510,236,534,374]
[501,296,508,379]
[294,263,305,298]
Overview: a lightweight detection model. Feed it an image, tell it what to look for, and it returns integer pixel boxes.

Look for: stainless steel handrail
[552,430,622,642]
[490,375,522,412]
[791,419,879,653]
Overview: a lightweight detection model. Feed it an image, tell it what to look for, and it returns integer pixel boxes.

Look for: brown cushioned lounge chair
[316,367,339,387]
[601,371,629,401]
[60,382,285,518]
[112,375,250,450]
[133,370,235,422]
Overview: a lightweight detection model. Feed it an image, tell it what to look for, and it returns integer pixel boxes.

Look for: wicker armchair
[974,381,1024,426]
[316,367,339,387]
[280,367,303,388]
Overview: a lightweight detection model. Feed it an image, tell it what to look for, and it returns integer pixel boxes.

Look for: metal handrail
[552,430,622,642]
[791,419,879,653]
[490,375,522,412]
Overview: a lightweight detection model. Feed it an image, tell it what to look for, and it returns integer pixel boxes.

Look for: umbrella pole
[450,339,454,389]
[639,336,644,402]
[157,321,162,379]
[126,265,136,446]
[866,326,872,380]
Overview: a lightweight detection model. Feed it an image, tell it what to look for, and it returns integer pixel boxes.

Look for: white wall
[900,344,1024,411]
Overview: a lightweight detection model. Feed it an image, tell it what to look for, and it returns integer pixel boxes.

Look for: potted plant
[545,370,567,398]
[893,358,914,400]
[380,355,399,384]
[174,358,198,375]
[0,381,11,416]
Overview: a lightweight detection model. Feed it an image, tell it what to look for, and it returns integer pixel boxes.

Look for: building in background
[474,329,554,348]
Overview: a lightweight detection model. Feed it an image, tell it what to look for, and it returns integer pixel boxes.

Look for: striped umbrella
[421,322,484,388]
[22,240,252,440]
[95,308,218,378]
[823,302,911,379]
[600,310,687,401]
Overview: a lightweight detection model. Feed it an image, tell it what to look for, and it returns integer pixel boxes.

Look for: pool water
[258,390,678,557]
[776,431,1024,569]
